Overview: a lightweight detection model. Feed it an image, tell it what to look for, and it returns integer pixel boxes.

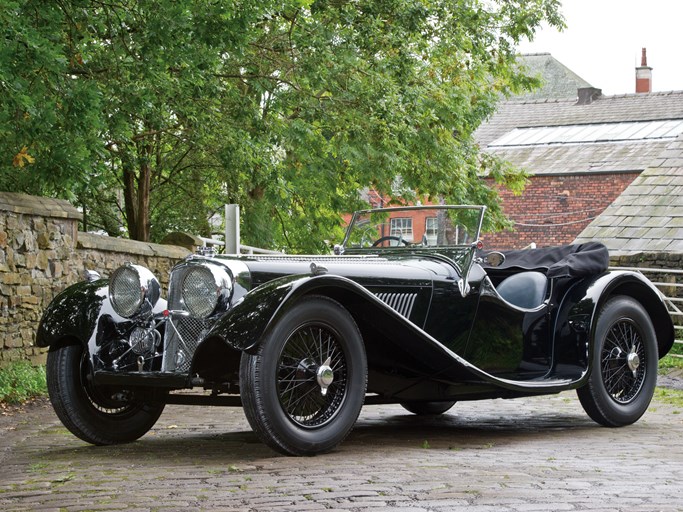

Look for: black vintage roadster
[37,205,675,455]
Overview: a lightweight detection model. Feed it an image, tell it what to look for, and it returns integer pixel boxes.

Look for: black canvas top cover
[485,241,610,278]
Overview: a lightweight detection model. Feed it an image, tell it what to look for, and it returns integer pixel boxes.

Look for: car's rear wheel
[240,296,367,456]
[47,343,165,445]
[400,401,456,415]
[577,296,658,427]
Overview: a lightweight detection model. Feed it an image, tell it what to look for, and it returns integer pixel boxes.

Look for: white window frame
[425,217,438,246]
[390,217,413,244]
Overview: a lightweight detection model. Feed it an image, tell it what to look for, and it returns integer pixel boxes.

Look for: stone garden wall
[610,251,683,299]
[610,252,683,338]
[0,192,190,366]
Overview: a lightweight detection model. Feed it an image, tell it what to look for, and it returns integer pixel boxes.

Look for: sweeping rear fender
[557,270,675,374]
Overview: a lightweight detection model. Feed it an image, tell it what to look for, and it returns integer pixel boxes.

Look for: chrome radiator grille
[163,316,209,373]
[163,266,211,373]
[375,292,417,319]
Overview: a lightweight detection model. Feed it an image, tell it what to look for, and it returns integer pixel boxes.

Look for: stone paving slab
[0,390,682,512]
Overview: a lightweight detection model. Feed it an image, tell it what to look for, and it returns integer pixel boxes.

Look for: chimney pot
[636,47,653,93]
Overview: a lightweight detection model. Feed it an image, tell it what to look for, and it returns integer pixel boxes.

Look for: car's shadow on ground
[44,409,600,464]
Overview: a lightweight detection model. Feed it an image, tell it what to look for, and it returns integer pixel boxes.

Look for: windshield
[342,205,486,250]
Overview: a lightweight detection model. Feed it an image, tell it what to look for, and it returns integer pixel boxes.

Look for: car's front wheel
[240,296,367,455]
[47,343,165,445]
[577,296,658,427]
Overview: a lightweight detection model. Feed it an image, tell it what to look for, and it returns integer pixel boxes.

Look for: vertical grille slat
[375,292,417,319]
[162,266,210,373]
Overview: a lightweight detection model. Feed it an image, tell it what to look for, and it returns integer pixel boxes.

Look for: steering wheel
[371,235,409,247]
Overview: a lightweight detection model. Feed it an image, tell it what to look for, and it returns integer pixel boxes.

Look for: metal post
[225,204,240,254]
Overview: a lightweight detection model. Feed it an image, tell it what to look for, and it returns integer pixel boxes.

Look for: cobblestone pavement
[1,388,682,512]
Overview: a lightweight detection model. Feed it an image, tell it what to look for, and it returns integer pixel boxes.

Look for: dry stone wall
[610,251,683,340]
[0,192,190,366]
[610,251,683,298]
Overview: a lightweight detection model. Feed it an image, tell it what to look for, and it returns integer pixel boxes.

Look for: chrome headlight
[181,265,233,318]
[109,264,160,318]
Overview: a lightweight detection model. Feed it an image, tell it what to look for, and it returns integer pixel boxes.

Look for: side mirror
[484,251,506,267]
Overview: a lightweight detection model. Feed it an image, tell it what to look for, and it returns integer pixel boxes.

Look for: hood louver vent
[375,292,417,319]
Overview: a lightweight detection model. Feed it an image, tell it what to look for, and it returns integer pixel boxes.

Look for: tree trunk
[122,142,153,242]
[136,158,151,242]
[123,165,139,240]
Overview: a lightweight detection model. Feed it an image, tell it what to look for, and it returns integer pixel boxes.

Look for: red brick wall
[482,173,639,250]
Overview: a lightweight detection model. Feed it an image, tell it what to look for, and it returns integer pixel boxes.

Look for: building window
[390,217,413,244]
[425,217,438,245]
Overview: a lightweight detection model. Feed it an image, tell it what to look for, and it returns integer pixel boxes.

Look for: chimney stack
[635,48,652,93]
[576,87,602,105]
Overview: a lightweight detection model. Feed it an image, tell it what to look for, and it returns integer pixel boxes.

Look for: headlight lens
[181,265,232,318]
[109,264,160,318]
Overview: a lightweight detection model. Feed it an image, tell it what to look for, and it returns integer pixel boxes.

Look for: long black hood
[222,254,454,289]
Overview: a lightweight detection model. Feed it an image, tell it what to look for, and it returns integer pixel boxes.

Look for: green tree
[1,0,563,251]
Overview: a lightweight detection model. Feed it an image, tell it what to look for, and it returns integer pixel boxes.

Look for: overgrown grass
[653,387,683,407]
[0,362,47,404]
[660,342,683,370]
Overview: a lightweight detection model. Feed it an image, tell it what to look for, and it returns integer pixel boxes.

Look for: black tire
[47,343,165,445]
[240,296,367,456]
[577,296,658,427]
[400,401,456,416]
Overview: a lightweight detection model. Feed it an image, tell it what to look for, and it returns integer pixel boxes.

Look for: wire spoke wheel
[601,320,646,404]
[47,344,165,445]
[240,296,367,455]
[79,350,137,415]
[577,296,658,427]
[277,325,348,427]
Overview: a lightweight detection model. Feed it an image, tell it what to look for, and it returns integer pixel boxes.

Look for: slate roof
[574,133,683,253]
[515,53,593,101]
[476,91,683,176]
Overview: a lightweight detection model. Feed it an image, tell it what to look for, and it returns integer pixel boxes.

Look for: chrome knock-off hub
[316,357,334,396]
[627,345,640,374]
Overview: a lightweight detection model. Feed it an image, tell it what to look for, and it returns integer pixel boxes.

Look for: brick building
[476,52,683,249]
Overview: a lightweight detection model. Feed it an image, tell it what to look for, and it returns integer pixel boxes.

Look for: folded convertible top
[485,241,610,278]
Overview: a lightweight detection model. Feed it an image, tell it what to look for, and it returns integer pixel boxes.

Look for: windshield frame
[341,205,487,251]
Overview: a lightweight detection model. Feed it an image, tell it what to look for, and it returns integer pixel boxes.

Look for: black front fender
[36,280,110,348]
[199,273,380,354]
[36,279,169,367]
[194,272,478,383]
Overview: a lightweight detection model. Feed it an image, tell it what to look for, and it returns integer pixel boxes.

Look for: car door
[464,271,552,379]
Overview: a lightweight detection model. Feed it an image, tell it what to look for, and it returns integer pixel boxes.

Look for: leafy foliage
[0,0,563,251]
[0,361,47,404]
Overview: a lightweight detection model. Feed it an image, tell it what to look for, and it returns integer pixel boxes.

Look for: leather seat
[496,271,548,309]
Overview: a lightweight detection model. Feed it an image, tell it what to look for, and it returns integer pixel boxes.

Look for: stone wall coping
[77,232,191,259]
[609,250,683,262]
[0,191,82,220]
[159,231,204,251]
